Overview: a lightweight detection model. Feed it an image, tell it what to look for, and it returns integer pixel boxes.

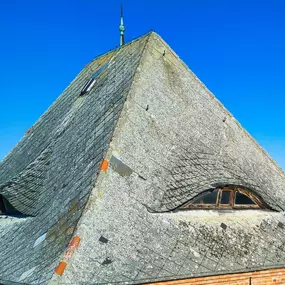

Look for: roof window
[0,195,23,216]
[80,63,109,96]
[179,186,267,210]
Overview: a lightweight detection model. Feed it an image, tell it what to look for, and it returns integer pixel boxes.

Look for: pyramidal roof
[0,32,285,285]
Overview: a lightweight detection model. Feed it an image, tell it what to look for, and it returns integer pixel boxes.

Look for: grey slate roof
[0,32,150,284]
[1,31,285,285]
[49,32,285,285]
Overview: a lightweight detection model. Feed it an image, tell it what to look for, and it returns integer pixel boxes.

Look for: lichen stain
[176,218,268,262]
[164,60,189,105]
[46,199,80,244]
[66,226,75,236]
[96,191,104,199]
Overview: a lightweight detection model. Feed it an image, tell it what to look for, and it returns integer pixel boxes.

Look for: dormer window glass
[220,191,231,205]
[235,192,256,206]
[191,191,218,205]
[0,195,22,216]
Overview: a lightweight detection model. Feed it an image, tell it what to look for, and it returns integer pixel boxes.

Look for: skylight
[80,63,109,96]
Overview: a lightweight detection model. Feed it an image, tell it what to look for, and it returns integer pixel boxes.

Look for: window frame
[179,186,265,211]
[180,189,219,209]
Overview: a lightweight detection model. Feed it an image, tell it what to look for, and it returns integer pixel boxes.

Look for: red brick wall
[145,268,285,285]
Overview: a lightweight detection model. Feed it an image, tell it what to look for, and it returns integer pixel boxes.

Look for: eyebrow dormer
[178,186,269,211]
[0,194,23,216]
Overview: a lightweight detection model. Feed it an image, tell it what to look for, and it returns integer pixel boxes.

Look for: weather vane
[119,4,125,46]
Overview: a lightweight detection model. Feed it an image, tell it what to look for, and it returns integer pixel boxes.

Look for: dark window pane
[0,195,22,216]
[80,78,96,95]
[192,191,217,205]
[220,191,231,204]
[3,198,22,215]
[0,195,6,214]
[235,192,256,205]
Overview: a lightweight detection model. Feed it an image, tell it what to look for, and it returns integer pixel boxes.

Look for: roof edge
[150,32,285,176]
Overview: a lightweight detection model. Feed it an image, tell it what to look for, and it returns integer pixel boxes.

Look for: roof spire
[119,4,125,46]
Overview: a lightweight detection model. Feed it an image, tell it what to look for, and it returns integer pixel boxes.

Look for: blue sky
[0,0,284,170]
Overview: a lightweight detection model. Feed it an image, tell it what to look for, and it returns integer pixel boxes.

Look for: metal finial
[119,4,125,46]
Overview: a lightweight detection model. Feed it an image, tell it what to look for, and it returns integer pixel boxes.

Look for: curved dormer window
[179,186,266,210]
[0,195,22,216]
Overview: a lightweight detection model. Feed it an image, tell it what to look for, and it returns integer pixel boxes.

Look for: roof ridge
[151,32,285,176]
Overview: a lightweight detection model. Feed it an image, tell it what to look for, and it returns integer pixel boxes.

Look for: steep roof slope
[0,32,150,284]
[50,32,285,285]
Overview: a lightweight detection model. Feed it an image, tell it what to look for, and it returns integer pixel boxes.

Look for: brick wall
[145,268,285,285]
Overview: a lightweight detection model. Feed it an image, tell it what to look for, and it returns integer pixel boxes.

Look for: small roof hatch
[80,63,109,96]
